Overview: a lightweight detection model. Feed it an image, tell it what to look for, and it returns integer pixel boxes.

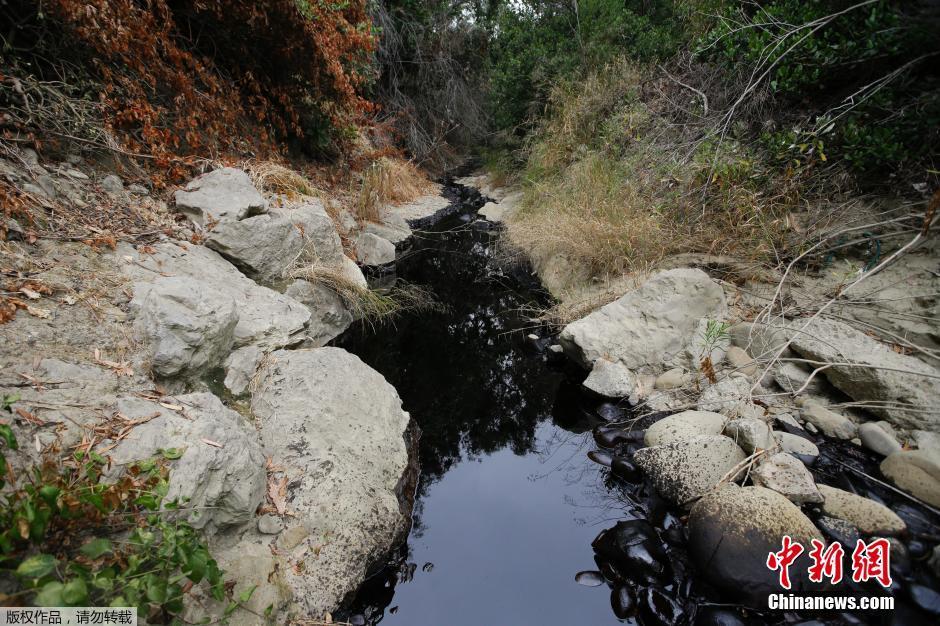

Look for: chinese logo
[767,536,892,589]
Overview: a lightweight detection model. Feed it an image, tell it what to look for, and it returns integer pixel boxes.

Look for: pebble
[587,450,613,467]
[610,584,637,619]
[610,456,640,481]
[801,402,857,440]
[751,452,823,504]
[880,450,940,508]
[592,519,669,583]
[816,516,860,546]
[775,431,819,461]
[257,514,284,535]
[639,586,685,626]
[574,570,604,587]
[644,410,727,447]
[723,417,775,454]
[654,368,687,390]
[128,183,150,196]
[101,174,124,194]
[725,346,758,377]
[858,421,902,457]
[908,584,940,616]
[816,484,907,536]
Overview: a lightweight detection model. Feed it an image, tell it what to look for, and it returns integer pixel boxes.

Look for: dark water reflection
[334,185,940,626]
[334,189,627,624]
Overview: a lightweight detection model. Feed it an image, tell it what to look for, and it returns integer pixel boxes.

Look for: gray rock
[338,255,369,290]
[36,175,57,199]
[654,367,688,390]
[356,232,396,266]
[257,514,284,535]
[583,359,637,398]
[223,345,263,396]
[697,376,761,418]
[206,202,343,282]
[912,430,940,464]
[773,361,828,396]
[128,183,149,196]
[880,450,940,507]
[773,412,803,431]
[644,410,726,447]
[787,317,940,430]
[817,484,906,536]
[929,546,940,580]
[724,417,775,454]
[801,401,857,440]
[775,431,819,460]
[249,347,414,617]
[21,147,39,166]
[108,393,265,531]
[548,344,564,355]
[130,277,238,378]
[752,452,823,504]
[726,346,758,377]
[478,193,521,223]
[688,485,824,599]
[174,167,266,225]
[362,218,410,245]
[121,242,310,350]
[285,279,353,347]
[559,268,727,371]
[858,421,902,457]
[101,174,123,195]
[730,321,794,360]
[633,435,746,507]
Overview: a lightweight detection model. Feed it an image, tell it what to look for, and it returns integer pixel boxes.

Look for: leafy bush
[0,398,244,622]
[487,0,686,132]
[1,0,377,170]
[697,0,940,174]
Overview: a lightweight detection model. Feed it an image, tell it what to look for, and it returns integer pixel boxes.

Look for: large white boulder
[559,268,726,371]
[787,317,940,430]
[205,202,343,282]
[107,393,266,532]
[121,242,310,351]
[130,276,237,378]
[174,168,266,225]
[285,279,354,346]
[246,347,415,618]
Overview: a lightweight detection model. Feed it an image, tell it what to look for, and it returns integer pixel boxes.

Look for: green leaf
[134,493,160,510]
[16,553,56,579]
[33,581,64,606]
[161,447,184,460]
[38,485,60,507]
[79,538,112,559]
[146,574,167,604]
[62,577,88,605]
[184,549,208,583]
[0,423,17,449]
[238,584,257,604]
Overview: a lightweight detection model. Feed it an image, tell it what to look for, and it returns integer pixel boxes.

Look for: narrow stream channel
[333,182,629,625]
[334,181,940,625]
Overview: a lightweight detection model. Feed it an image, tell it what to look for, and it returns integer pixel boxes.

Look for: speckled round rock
[689,485,824,601]
[634,435,746,507]
[643,411,727,447]
[817,484,907,536]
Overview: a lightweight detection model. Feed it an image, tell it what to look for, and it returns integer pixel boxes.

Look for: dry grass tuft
[289,262,444,324]
[246,161,321,200]
[356,157,435,222]
[504,58,819,302]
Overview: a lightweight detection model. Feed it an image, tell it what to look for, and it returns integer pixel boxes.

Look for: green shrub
[0,399,247,622]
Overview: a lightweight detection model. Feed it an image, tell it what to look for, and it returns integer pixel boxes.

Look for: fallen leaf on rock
[20,287,41,300]
[93,348,134,377]
[201,438,223,448]
[26,305,50,319]
[159,402,183,411]
[269,476,289,515]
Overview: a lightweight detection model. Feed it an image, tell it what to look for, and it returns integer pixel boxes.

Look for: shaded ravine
[334,181,940,625]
